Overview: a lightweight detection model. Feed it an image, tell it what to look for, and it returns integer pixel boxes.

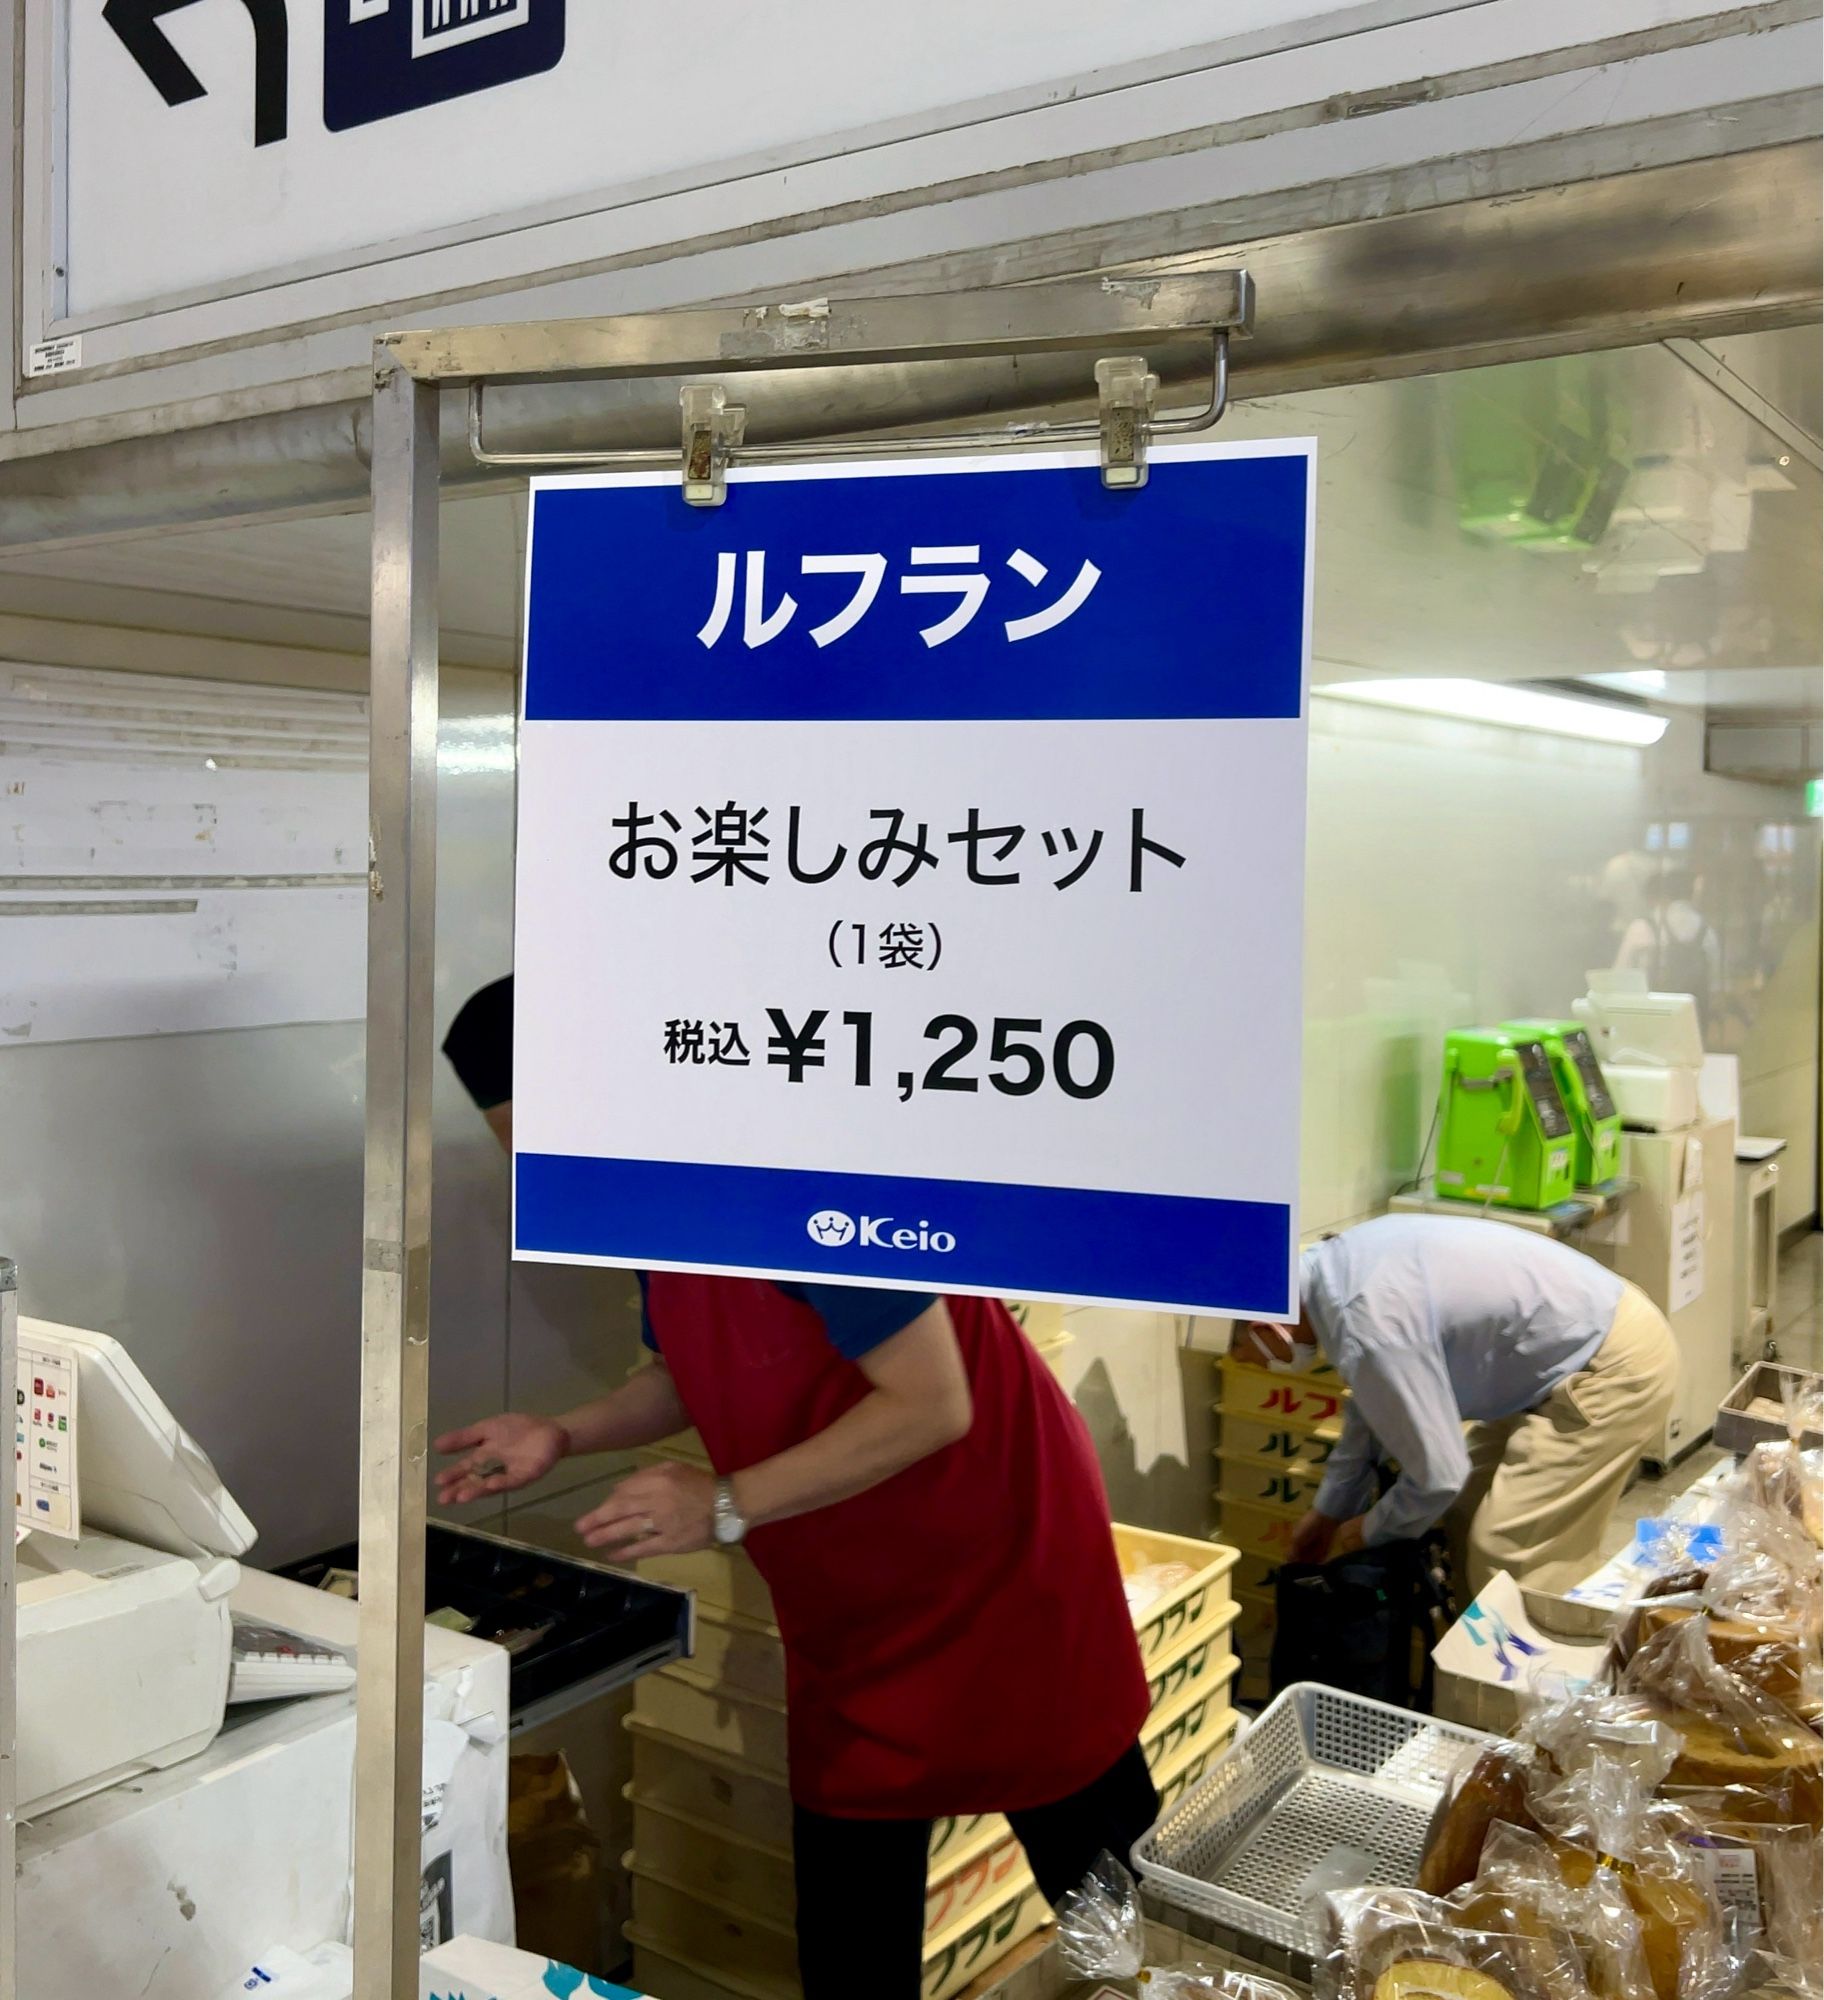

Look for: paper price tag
[1691,1842,1760,1922]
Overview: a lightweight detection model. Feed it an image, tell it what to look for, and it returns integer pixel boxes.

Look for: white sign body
[513,444,1313,1316]
[56,0,1389,320]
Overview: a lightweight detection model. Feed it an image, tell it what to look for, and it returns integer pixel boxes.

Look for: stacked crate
[1212,1353,1349,1704]
[624,1497,1241,2000]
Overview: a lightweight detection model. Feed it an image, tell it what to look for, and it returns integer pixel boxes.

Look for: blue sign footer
[515,1153,1289,1314]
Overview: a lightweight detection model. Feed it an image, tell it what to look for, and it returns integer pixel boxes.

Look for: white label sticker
[1671,1187,1706,1311]
[1692,1843,1760,1922]
[25,335,82,377]
[16,1341,78,1540]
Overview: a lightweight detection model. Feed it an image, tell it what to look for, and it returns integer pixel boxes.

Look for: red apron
[646,1274,1149,1820]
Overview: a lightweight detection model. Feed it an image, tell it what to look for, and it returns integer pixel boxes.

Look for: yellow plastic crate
[629,1860,1048,2000]
[1214,1449,1324,1513]
[629,1872,799,1993]
[628,1792,1028,1946]
[1215,1407,1341,1467]
[628,1802,795,1928]
[643,1519,1228,1660]
[1233,1551,1279,1597]
[639,1543,778,1624]
[1216,1356,1347,1432]
[1234,1585,1276,1655]
[627,1716,795,1850]
[1140,1655,1241,1774]
[923,1874,1049,2000]
[1143,1601,1240,1714]
[1114,1523,1237,1666]
[628,1933,777,2000]
[634,1662,789,1776]
[1008,1299,1066,1346]
[1212,1494,1301,1565]
[690,1602,787,1702]
[625,1713,994,1870]
[627,1700,1241,1976]
[1152,1705,1242,1815]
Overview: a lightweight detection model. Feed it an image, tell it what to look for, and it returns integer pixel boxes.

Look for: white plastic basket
[1133,1682,1492,1959]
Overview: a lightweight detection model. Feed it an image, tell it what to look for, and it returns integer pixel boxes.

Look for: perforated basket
[1133,1682,1492,1960]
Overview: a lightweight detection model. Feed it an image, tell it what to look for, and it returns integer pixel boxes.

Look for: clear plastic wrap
[1444,1822,1651,2000]
[1522,1717,1751,2000]
[1417,1743,1539,1897]
[1053,1854,1300,1999]
[1619,1612,1823,1831]
[1645,1798,1822,1999]
[1522,1684,1682,1796]
[1731,1432,1823,1549]
[1314,1885,1595,2000]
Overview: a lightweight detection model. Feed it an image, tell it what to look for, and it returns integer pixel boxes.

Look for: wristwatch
[712,1476,749,1547]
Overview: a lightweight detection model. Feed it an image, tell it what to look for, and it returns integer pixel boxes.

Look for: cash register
[13,1317,254,1815]
[1572,976,1704,1131]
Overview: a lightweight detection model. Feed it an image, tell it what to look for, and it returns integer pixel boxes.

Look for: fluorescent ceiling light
[1318,678,1668,746]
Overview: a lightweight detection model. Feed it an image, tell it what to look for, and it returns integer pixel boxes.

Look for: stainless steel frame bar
[0,1258,15,2000]
[465,329,1231,473]
[356,275,1249,1996]
[354,363,441,2000]
[380,274,1253,386]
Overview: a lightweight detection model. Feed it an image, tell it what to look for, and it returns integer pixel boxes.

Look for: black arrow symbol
[102,0,289,147]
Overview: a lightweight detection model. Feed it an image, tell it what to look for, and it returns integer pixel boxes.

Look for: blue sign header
[523,450,1310,725]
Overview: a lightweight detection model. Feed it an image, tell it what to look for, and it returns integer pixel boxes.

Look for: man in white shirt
[1237,1214,1678,1595]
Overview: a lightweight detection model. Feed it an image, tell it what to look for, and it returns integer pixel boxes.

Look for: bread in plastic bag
[1314,1884,1595,2000]
[1643,1796,1822,2000]
[1618,1612,1822,1831]
[1523,1723,1750,2000]
[1417,1743,1539,1897]
[1732,1431,1823,1549]
[1053,1853,1299,1998]
[1445,1822,1654,2000]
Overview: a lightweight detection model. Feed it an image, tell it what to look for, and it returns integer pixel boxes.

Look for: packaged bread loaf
[1054,1854,1300,1999]
[1620,1616,1823,1831]
[1623,1601,1816,1722]
[1315,1885,1590,2000]
[1445,1822,1652,2000]
[1418,1743,1539,1897]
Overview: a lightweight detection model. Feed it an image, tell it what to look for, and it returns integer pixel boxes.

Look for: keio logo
[805,1211,956,1255]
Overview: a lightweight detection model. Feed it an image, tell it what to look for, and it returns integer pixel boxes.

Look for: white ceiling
[0,329,1815,713]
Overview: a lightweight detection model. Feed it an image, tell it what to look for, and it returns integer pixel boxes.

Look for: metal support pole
[353,360,441,2000]
[0,1258,15,2000]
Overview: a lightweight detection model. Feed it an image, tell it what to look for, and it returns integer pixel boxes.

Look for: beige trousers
[1448,1282,1679,1599]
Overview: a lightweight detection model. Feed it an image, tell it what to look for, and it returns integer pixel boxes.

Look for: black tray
[279,1520,692,1726]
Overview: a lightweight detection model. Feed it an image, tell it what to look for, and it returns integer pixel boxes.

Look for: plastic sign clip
[681,383,746,508]
[1095,356,1158,491]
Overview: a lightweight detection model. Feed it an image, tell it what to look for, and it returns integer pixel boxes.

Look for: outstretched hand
[434,1412,569,1505]
[575,1462,717,1560]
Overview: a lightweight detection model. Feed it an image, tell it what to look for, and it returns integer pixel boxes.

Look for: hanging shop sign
[512,443,1313,1316]
[57,0,1347,325]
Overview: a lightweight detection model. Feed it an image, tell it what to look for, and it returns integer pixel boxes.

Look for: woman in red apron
[439,983,1154,1998]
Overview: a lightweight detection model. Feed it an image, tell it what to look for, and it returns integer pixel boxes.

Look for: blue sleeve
[1349,1336,1472,1546]
[1313,1401,1380,1521]
[776,1282,939,1362]
[637,1272,659,1353]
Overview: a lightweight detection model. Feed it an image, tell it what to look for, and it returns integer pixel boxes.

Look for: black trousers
[792,1742,1158,2000]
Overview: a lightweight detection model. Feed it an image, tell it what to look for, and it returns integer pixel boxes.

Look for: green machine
[1453,360,1630,554]
[1503,1018,1624,1189]
[1435,1029,1578,1210]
